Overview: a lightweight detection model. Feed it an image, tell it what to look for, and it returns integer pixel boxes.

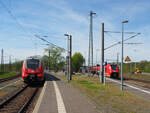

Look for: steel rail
[0,85,28,109]
[0,84,39,113]
[18,88,39,113]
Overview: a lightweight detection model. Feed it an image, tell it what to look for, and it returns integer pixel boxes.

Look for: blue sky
[0,0,149,63]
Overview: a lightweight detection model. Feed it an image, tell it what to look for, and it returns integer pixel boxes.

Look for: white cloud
[1,0,150,63]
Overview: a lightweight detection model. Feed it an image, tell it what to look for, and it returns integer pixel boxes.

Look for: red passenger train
[89,64,119,78]
[22,57,45,83]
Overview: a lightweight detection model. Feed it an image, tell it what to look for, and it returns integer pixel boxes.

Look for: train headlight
[25,68,28,73]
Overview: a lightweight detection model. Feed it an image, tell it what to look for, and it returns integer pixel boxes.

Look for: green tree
[43,45,65,70]
[72,52,85,72]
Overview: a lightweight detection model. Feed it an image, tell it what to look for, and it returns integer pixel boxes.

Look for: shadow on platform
[44,73,60,81]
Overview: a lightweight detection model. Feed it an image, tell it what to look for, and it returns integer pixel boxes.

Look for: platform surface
[33,74,99,113]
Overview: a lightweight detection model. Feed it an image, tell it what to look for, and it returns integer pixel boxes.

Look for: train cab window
[111,65,117,70]
[26,59,40,69]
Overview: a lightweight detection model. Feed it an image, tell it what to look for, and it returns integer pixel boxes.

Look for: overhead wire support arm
[104,33,141,50]
[104,31,140,34]
[124,43,143,45]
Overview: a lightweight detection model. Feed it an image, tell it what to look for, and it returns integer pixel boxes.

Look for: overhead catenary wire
[0,0,38,50]
[0,1,27,33]
[34,35,67,52]
[104,31,121,44]
[104,32,121,58]
[105,31,117,39]
[0,1,49,47]
[0,1,67,56]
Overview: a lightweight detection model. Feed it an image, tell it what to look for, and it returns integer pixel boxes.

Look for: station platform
[32,73,99,113]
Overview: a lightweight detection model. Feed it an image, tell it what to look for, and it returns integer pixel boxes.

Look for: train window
[26,59,40,69]
[111,65,117,70]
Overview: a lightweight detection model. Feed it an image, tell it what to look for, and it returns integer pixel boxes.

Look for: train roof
[25,56,42,60]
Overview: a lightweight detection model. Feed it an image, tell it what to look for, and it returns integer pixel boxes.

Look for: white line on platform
[53,81,67,113]
[32,81,47,113]
[107,78,150,94]
[0,79,21,90]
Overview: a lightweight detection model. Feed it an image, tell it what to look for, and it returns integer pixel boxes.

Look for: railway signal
[125,56,131,62]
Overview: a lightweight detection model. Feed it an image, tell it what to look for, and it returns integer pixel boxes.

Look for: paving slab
[33,74,99,113]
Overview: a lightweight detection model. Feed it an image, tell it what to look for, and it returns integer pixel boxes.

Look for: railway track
[112,77,150,89]
[113,76,150,84]
[0,84,39,113]
[127,78,150,84]
[125,78,150,89]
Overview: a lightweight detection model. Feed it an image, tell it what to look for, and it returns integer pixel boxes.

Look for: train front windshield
[26,59,40,69]
[111,65,117,70]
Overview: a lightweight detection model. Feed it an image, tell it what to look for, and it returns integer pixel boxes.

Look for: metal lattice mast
[88,11,96,67]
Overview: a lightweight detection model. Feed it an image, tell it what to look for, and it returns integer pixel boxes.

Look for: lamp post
[64,34,72,81]
[121,20,128,90]
[64,34,70,52]
[64,34,69,82]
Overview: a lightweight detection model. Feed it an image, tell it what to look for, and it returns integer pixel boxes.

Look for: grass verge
[56,73,150,113]
[0,72,18,79]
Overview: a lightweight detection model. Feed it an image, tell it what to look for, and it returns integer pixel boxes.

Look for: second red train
[89,63,119,78]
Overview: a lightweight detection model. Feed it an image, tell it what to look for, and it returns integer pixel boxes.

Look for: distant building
[79,66,88,73]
